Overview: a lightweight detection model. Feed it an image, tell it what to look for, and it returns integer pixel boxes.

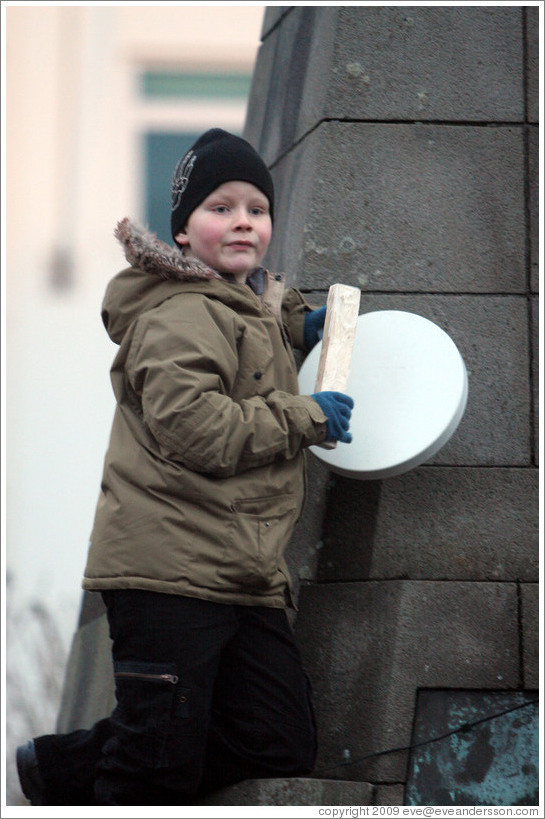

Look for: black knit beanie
[171,129,274,244]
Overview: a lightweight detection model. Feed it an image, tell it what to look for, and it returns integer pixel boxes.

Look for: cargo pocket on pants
[112,660,180,769]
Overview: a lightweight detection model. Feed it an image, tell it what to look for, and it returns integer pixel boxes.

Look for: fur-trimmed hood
[114,217,221,283]
[102,218,231,344]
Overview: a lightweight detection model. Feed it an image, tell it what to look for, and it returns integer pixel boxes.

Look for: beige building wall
[5,4,264,642]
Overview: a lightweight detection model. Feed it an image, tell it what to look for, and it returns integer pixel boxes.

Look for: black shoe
[16,740,44,805]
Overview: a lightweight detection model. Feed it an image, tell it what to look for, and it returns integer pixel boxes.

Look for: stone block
[267,122,526,295]
[326,6,525,123]
[56,613,114,733]
[529,127,539,293]
[262,128,320,279]
[374,784,405,806]
[284,456,331,604]
[526,7,540,124]
[78,588,107,626]
[260,6,292,39]
[531,296,539,465]
[300,292,531,466]
[244,7,337,163]
[201,777,374,806]
[295,581,520,782]
[317,468,538,583]
[521,582,539,689]
[246,7,525,165]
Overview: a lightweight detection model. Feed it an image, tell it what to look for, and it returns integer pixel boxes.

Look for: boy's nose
[233,208,252,228]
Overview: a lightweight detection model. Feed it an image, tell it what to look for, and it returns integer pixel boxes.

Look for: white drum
[298,310,468,480]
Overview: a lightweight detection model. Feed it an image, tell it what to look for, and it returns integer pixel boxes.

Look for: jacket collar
[115,217,222,283]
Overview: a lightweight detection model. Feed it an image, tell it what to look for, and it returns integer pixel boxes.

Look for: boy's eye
[213,205,229,214]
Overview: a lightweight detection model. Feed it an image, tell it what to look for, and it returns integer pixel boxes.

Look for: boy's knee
[240,717,317,774]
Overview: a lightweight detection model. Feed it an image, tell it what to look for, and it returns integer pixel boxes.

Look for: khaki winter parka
[82,219,328,608]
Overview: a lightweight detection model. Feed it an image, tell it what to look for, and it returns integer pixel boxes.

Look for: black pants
[34,590,317,805]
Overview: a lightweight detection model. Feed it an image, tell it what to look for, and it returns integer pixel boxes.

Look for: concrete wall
[242,4,539,805]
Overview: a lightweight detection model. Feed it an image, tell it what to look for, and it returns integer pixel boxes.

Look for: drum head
[298,310,468,480]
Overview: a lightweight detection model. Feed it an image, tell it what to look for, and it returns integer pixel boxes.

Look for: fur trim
[114,218,222,282]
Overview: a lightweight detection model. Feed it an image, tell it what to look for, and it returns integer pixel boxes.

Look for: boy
[17,129,354,805]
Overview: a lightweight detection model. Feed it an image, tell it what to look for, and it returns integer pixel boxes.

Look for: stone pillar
[243,4,539,806]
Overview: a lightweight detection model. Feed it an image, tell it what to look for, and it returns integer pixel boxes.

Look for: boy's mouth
[228,241,254,250]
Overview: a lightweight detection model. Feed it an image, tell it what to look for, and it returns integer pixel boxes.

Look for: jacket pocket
[111,660,184,768]
[225,494,297,590]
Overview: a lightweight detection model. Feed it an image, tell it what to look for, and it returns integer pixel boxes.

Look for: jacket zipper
[114,671,179,684]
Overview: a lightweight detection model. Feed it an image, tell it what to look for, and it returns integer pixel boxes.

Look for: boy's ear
[174,231,189,246]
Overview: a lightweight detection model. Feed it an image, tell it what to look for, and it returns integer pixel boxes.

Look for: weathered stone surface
[526,7,540,124]
[326,6,525,122]
[266,122,526,295]
[317,467,538,583]
[284,456,331,604]
[261,128,321,279]
[521,583,539,689]
[295,581,520,782]
[78,587,107,626]
[529,127,539,293]
[56,613,114,733]
[374,784,405,806]
[530,296,539,466]
[245,7,337,163]
[201,776,374,806]
[247,6,526,164]
[260,6,292,39]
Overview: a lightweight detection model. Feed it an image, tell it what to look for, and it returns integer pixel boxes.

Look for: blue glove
[304,306,327,350]
[311,391,354,443]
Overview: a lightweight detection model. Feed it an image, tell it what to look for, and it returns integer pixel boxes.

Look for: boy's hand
[304,306,327,350]
[311,391,354,443]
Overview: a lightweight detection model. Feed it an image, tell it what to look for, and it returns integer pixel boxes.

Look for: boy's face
[174,181,272,282]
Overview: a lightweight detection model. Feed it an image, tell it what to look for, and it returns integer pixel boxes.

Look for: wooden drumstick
[314,283,361,449]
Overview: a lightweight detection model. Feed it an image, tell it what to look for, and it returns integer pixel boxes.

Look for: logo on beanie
[171,151,197,211]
